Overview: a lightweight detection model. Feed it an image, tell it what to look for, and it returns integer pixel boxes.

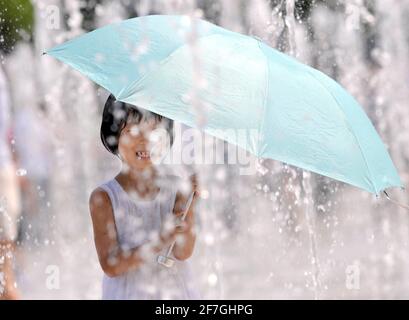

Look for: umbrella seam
[306,69,378,194]
[117,32,245,101]
[256,40,269,158]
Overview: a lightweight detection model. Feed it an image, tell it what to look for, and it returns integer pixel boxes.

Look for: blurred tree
[0,0,34,54]
[80,0,104,31]
[197,0,221,25]
[361,0,379,68]
[59,0,104,32]
[268,0,316,22]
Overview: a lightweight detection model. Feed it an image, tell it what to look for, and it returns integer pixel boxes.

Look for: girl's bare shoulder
[89,186,113,216]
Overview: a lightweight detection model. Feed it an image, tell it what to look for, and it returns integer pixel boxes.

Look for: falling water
[3,0,409,299]
[301,171,322,299]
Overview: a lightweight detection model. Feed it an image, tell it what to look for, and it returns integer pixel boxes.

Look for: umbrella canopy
[45,14,402,195]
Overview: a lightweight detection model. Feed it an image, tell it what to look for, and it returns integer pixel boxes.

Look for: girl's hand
[174,174,201,212]
[170,173,200,238]
[170,175,199,261]
[190,174,200,202]
[175,221,189,234]
[173,211,193,234]
[159,226,178,246]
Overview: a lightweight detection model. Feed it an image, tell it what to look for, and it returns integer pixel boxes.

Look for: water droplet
[207,273,218,286]
[16,168,27,176]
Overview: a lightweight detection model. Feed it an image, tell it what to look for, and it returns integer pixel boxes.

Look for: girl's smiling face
[117,116,160,169]
[100,95,174,165]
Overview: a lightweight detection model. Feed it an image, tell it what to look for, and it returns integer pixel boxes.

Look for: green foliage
[0,0,34,54]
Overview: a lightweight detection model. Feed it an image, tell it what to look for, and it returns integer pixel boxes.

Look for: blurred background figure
[0,0,408,299]
[0,65,22,300]
[13,104,54,247]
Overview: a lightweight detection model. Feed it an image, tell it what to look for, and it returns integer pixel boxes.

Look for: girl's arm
[89,188,177,277]
[172,174,200,261]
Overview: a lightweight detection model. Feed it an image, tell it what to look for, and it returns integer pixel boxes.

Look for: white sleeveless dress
[98,178,202,300]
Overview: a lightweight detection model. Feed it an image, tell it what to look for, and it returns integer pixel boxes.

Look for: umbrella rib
[256,40,269,158]
[117,32,245,101]
[305,69,378,194]
[383,191,409,211]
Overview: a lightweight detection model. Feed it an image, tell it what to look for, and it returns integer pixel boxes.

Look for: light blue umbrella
[45,14,403,196]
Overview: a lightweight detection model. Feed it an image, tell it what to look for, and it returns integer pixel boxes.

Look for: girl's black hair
[100,94,174,156]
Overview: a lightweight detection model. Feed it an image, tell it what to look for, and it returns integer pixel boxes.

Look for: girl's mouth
[136,151,150,160]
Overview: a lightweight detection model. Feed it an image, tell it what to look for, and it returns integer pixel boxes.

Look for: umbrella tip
[383,190,409,211]
[42,51,47,56]
[250,34,262,42]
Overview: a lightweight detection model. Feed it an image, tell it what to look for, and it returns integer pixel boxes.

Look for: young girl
[89,94,201,300]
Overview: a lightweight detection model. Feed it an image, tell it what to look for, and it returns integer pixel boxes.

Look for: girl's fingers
[160,229,177,245]
[161,225,186,246]
[190,175,200,193]
[175,223,188,233]
[190,175,201,200]
[174,210,184,217]
[173,211,184,225]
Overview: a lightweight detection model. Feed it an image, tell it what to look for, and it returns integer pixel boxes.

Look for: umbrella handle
[157,191,196,267]
[383,191,409,211]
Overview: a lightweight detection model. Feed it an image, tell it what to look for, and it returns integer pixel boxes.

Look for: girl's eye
[129,127,140,136]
